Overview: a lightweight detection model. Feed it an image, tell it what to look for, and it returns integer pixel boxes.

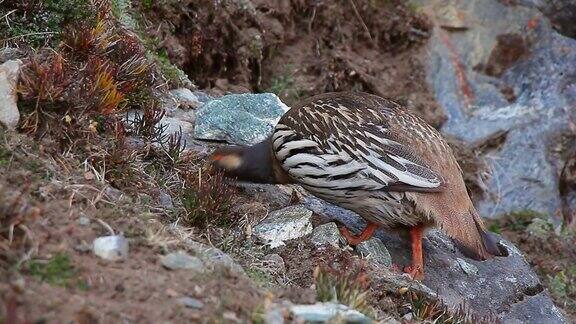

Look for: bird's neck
[235,138,292,184]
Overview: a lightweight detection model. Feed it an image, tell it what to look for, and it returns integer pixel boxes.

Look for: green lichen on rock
[1,0,93,47]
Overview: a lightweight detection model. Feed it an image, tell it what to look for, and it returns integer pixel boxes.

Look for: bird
[210,91,504,280]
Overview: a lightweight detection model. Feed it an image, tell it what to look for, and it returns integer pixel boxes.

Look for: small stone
[223,311,241,323]
[290,302,371,323]
[193,93,289,145]
[456,258,479,276]
[78,216,91,226]
[357,237,392,268]
[436,5,469,30]
[178,296,204,309]
[187,241,245,275]
[170,88,201,109]
[93,235,129,261]
[161,252,205,271]
[264,253,286,273]
[165,288,179,297]
[310,222,342,247]
[0,59,22,130]
[104,186,124,201]
[265,303,286,324]
[253,205,313,248]
[158,190,173,209]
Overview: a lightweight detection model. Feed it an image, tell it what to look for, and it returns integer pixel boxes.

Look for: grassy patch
[246,268,272,287]
[266,65,303,104]
[314,265,372,317]
[1,0,93,47]
[181,171,236,228]
[28,253,76,287]
[487,209,546,233]
[408,292,496,323]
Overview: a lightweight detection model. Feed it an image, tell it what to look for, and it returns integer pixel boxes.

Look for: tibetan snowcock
[210,92,505,280]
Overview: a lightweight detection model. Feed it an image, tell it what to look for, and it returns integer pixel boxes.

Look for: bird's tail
[454,208,508,260]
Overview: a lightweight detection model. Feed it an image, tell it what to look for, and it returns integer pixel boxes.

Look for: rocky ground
[1,0,575,323]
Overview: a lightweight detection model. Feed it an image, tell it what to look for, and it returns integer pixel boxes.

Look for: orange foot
[403,264,424,281]
[338,222,379,246]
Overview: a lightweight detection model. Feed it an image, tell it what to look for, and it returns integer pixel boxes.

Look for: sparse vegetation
[408,292,498,324]
[181,170,237,228]
[28,253,76,286]
[489,212,576,320]
[314,257,373,316]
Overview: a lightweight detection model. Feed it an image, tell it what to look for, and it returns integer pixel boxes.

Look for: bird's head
[209,139,276,183]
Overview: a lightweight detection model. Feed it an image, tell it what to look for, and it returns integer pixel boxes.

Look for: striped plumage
[211,92,504,280]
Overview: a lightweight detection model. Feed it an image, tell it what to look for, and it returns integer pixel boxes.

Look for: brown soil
[138,0,446,127]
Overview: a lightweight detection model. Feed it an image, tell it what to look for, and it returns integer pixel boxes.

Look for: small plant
[28,253,75,286]
[0,182,41,268]
[546,266,576,311]
[314,254,372,316]
[408,292,498,324]
[181,170,236,228]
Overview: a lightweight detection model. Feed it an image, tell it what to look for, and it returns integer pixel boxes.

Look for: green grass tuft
[28,253,76,287]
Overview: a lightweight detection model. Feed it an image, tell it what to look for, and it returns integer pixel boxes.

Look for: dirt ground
[2,0,576,322]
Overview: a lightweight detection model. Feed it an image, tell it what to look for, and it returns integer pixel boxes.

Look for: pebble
[253,205,313,248]
[170,88,201,109]
[187,241,245,275]
[456,257,479,276]
[356,237,392,268]
[178,296,204,309]
[310,222,342,247]
[161,251,205,272]
[290,302,371,323]
[0,59,22,130]
[93,235,129,261]
[78,216,91,226]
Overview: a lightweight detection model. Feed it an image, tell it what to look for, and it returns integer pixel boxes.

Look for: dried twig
[348,0,377,48]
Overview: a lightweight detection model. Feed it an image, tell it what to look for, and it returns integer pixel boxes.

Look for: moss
[246,268,272,287]
[265,65,304,104]
[1,0,93,47]
[28,253,76,287]
[152,48,190,87]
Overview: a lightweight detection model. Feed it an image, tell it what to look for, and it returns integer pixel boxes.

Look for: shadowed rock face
[417,0,576,223]
[237,183,566,323]
[302,192,566,324]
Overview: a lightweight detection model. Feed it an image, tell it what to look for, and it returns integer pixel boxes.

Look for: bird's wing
[272,95,445,193]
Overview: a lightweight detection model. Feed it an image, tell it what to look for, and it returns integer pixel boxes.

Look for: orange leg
[339,222,379,246]
[403,224,425,281]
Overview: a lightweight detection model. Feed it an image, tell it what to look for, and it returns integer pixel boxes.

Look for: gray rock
[0,60,22,130]
[253,205,313,248]
[186,241,245,275]
[310,222,342,247]
[93,235,129,261]
[300,193,567,323]
[357,237,392,268]
[290,303,371,323]
[193,93,289,145]
[170,88,201,109]
[417,0,576,223]
[177,296,204,309]
[78,216,91,226]
[161,252,205,271]
[264,305,285,324]
[264,253,286,273]
[104,186,125,201]
[456,257,479,276]
[0,48,24,63]
[158,189,174,209]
